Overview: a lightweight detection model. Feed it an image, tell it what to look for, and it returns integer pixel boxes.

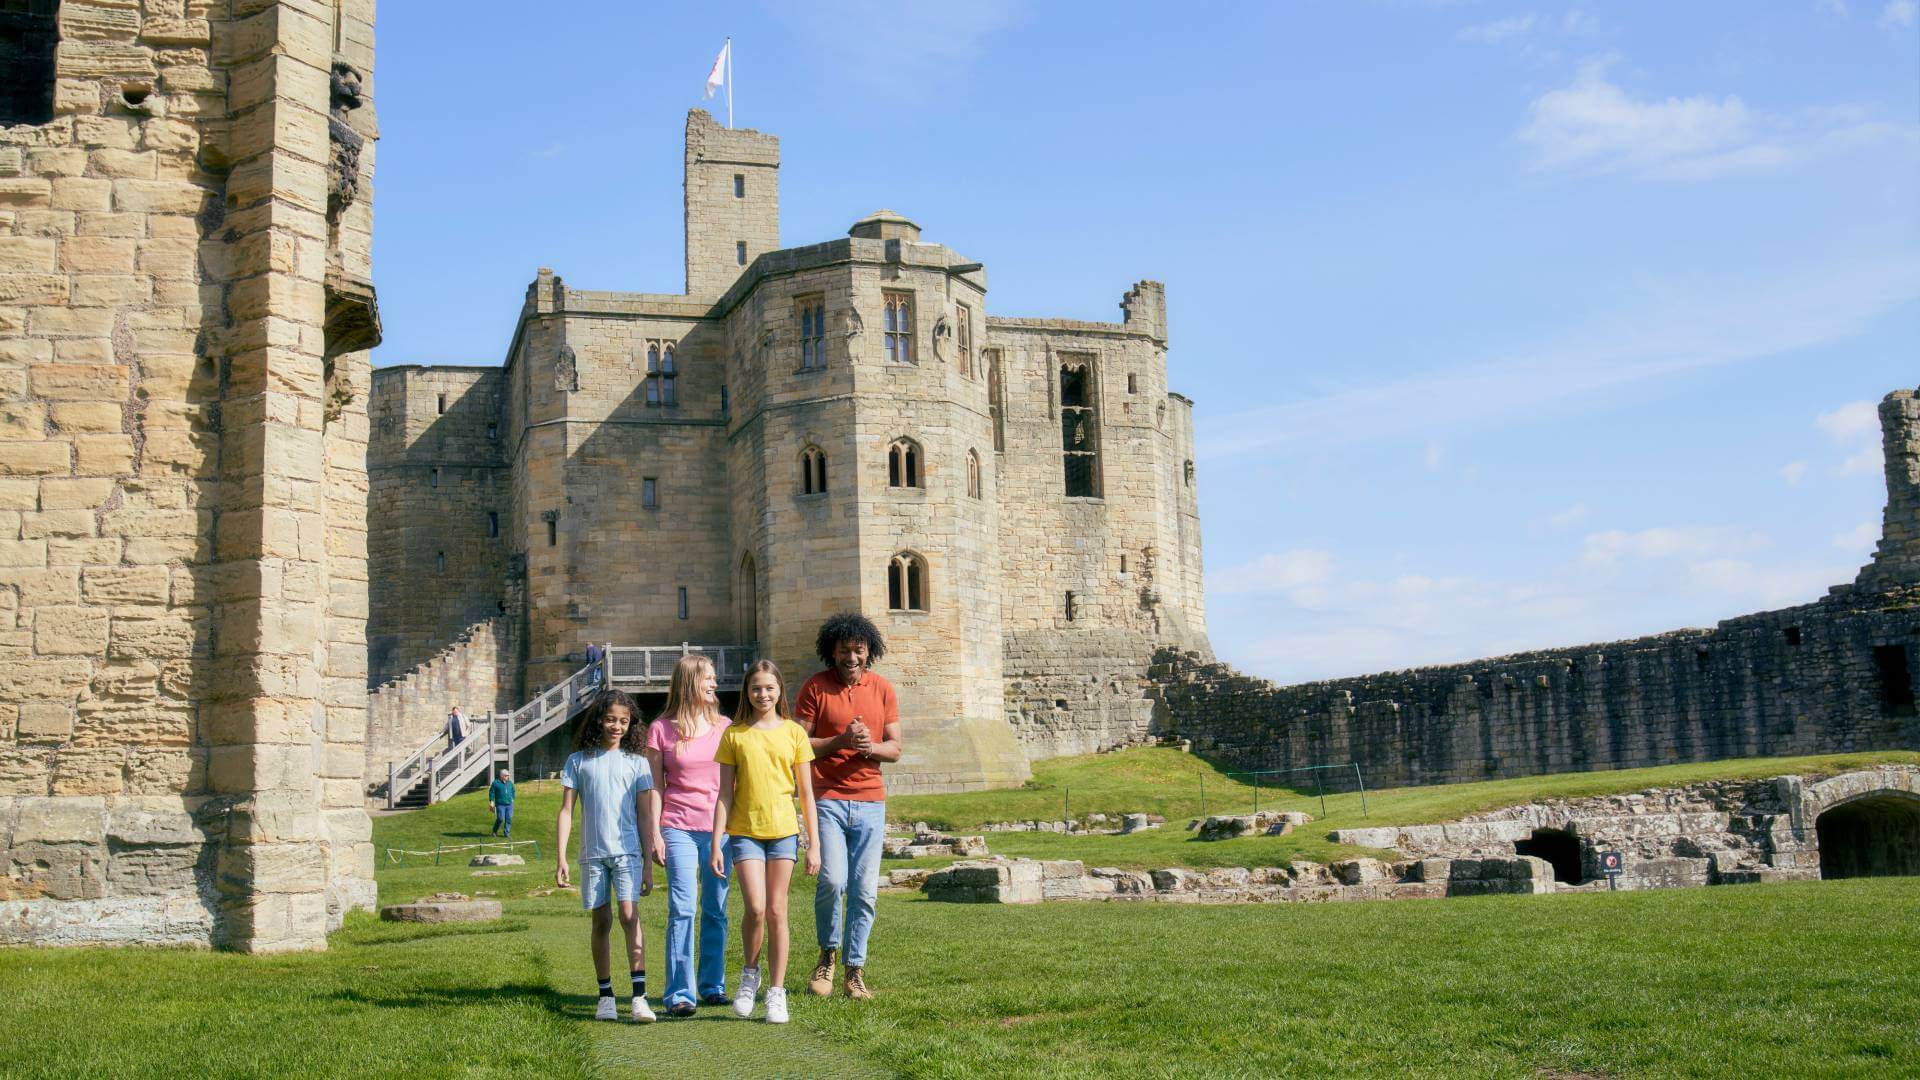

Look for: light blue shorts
[580,853,643,910]
[726,834,798,863]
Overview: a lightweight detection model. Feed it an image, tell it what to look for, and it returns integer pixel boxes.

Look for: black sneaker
[668,1001,697,1018]
[699,993,731,1007]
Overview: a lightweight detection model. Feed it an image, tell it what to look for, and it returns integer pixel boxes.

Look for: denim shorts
[726,834,798,863]
[580,853,643,910]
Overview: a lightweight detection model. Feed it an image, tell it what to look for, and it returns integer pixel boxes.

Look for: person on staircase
[643,655,733,1017]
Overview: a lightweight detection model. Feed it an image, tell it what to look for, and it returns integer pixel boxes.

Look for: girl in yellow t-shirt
[710,659,818,1023]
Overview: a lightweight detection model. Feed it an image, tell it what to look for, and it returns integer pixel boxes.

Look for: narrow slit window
[437,393,446,414]
[487,511,499,538]
[429,467,439,488]
[487,421,498,441]
[678,586,689,620]
[642,477,658,509]
[966,449,981,499]
[955,302,973,378]
[1065,591,1076,621]
[720,385,729,416]
[547,516,557,547]
[435,551,446,573]
[1127,373,1138,394]
[733,173,745,198]
[736,241,747,266]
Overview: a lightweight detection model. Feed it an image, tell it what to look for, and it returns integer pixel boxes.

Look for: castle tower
[1854,388,1920,591]
[684,109,779,303]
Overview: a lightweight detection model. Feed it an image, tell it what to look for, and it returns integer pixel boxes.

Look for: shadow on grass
[335,919,530,947]
[327,981,553,1009]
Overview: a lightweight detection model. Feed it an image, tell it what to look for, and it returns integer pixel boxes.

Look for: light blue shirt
[560,749,654,861]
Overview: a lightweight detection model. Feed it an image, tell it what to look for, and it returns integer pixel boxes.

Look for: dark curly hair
[575,689,645,752]
[815,611,886,668]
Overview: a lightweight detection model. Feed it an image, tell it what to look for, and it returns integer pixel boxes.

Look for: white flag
[704,40,730,100]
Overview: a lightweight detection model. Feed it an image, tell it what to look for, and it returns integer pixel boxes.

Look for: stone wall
[366,364,507,684]
[1157,585,1920,789]
[0,1,379,950]
[364,616,510,795]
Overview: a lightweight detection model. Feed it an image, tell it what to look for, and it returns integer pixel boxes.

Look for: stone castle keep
[365,110,1210,795]
[2,4,1915,952]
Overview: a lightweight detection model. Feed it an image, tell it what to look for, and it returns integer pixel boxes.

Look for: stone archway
[1815,794,1920,879]
[1514,828,1584,884]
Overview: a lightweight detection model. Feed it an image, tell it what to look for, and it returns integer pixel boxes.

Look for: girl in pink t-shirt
[643,654,732,1016]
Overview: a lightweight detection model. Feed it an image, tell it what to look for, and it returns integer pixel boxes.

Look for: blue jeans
[661,827,730,1007]
[492,804,513,837]
[814,798,886,968]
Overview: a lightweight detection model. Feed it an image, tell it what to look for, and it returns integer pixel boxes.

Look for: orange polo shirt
[795,669,898,801]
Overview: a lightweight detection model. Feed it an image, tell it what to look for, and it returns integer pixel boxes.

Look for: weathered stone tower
[1854,388,1920,591]
[367,110,1210,794]
[0,1,380,950]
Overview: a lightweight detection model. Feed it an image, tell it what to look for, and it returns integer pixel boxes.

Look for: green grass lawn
[8,748,1920,1077]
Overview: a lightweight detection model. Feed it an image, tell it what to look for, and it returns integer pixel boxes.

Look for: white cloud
[1422,441,1445,470]
[1213,549,1335,598]
[1458,14,1536,43]
[1549,502,1590,528]
[1581,525,1770,567]
[1884,1,1918,27]
[1833,520,1879,551]
[1816,400,1880,441]
[1781,461,1810,485]
[1516,58,1909,180]
[1843,443,1886,476]
[1199,254,1920,461]
[1684,557,1857,608]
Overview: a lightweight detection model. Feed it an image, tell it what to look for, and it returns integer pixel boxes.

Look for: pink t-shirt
[646,716,727,833]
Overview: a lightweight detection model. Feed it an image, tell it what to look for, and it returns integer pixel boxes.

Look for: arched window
[801,445,828,495]
[887,552,927,611]
[966,449,982,499]
[883,293,914,363]
[888,438,921,489]
[645,341,677,406]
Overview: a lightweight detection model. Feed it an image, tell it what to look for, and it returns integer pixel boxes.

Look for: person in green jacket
[489,768,516,838]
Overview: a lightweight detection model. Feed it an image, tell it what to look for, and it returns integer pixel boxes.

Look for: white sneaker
[765,986,789,1024]
[732,967,761,1018]
[631,996,656,1024]
[594,995,617,1021]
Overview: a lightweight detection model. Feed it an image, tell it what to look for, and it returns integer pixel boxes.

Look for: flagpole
[725,37,734,129]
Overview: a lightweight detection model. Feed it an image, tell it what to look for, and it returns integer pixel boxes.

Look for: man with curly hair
[797,612,901,1000]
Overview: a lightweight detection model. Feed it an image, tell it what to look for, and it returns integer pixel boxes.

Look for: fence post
[1199,774,1206,818]
[1353,762,1368,817]
[1316,769,1327,820]
[1063,785,1070,830]
[387,761,397,810]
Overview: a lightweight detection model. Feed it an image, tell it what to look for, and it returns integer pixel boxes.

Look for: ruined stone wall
[366,364,506,685]
[1854,388,1920,591]
[987,286,1210,759]
[0,1,378,951]
[1158,586,1920,789]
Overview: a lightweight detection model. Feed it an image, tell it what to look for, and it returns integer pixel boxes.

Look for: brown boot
[844,965,873,1000]
[806,948,836,997]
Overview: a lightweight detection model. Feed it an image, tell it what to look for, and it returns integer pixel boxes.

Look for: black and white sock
[597,978,613,999]
[631,969,646,999]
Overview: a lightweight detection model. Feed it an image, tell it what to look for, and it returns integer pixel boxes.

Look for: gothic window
[1060,357,1100,497]
[887,552,927,612]
[966,449,981,499]
[883,293,914,363]
[888,438,921,489]
[0,1,58,128]
[955,302,974,378]
[645,341,678,406]
[801,445,828,495]
[797,296,826,370]
[986,350,1005,453]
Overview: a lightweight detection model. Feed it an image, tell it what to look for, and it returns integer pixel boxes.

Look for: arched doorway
[1513,828,1584,884]
[1816,794,1920,879]
[736,553,758,646]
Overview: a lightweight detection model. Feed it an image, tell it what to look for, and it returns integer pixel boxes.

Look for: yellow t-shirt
[714,720,815,839]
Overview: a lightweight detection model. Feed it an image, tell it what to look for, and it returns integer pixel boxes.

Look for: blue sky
[370,1,1920,684]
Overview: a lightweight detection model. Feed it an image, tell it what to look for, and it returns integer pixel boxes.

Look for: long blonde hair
[659,654,721,740]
